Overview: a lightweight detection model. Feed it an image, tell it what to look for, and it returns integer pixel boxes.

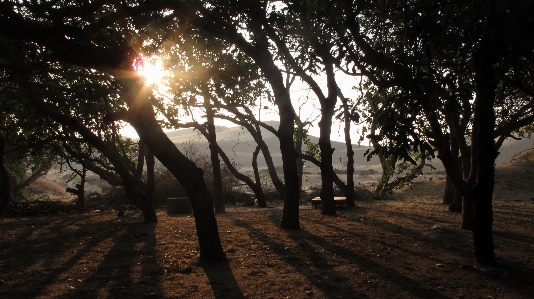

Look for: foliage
[374,154,427,199]
[294,120,321,161]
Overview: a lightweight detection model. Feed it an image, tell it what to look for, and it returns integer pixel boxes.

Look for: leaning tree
[0,1,226,261]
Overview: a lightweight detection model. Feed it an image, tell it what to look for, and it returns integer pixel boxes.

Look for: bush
[86,187,137,211]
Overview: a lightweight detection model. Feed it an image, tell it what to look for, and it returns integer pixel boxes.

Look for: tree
[0,3,226,260]
[157,30,279,208]
[336,0,534,265]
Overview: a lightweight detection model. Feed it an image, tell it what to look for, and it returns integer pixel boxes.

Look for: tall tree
[0,2,226,261]
[337,0,534,265]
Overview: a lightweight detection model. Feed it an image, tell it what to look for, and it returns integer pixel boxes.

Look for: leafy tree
[0,1,228,261]
[336,0,534,265]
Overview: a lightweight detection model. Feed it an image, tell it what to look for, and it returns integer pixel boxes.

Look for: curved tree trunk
[123,81,226,260]
[26,88,160,223]
[252,145,267,207]
[216,143,266,207]
[243,122,285,199]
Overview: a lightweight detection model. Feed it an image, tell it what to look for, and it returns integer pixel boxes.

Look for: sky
[121,58,366,144]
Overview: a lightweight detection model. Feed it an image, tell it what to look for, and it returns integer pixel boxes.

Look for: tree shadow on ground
[201,260,245,299]
[266,210,451,299]
[0,213,162,299]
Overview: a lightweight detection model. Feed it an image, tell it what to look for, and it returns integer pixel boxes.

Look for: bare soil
[1,158,534,299]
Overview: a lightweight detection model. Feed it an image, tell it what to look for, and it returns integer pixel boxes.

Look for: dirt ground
[1,157,534,299]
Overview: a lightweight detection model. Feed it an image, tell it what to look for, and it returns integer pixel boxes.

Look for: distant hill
[165,121,379,172]
[163,121,534,173]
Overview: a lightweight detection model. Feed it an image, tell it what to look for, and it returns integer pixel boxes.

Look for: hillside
[164,121,533,173]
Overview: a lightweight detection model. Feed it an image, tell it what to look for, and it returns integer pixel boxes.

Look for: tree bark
[77,166,87,209]
[123,80,226,260]
[145,147,156,210]
[442,176,453,205]
[25,88,160,223]
[294,129,305,193]
[216,143,266,207]
[243,122,285,199]
[203,86,225,214]
[342,98,355,207]
[252,145,267,207]
[470,46,498,265]
[318,61,338,215]
[0,134,11,211]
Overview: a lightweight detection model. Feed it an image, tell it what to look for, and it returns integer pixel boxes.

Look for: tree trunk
[342,98,355,207]
[25,88,160,223]
[210,138,224,213]
[295,134,304,193]
[301,154,347,194]
[319,62,337,215]
[215,142,265,206]
[243,122,285,199]
[136,146,157,223]
[279,114,300,228]
[0,134,11,211]
[318,117,335,215]
[125,82,226,261]
[442,176,453,205]
[77,165,86,209]
[460,149,474,229]
[449,187,462,213]
[136,191,158,223]
[470,47,497,265]
[461,194,474,229]
[259,62,299,228]
[374,153,391,199]
[202,86,225,214]
[261,140,286,200]
[206,18,299,228]
[252,145,267,207]
[145,147,156,209]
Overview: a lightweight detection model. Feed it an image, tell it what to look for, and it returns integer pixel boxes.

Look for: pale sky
[122,58,365,144]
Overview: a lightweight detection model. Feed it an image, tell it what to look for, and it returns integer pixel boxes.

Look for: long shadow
[493,206,534,220]
[301,212,473,260]
[226,213,369,299]
[0,213,163,299]
[201,260,245,299]
[298,208,534,299]
[493,229,534,246]
[267,211,451,299]
[58,221,162,298]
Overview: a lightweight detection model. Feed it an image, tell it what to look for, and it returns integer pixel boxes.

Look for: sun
[135,55,168,88]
